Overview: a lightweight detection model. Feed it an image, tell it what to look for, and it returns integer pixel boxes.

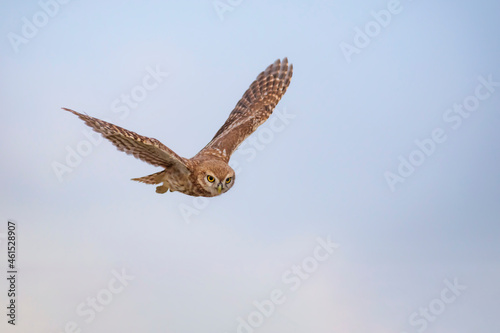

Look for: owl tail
[131,170,167,184]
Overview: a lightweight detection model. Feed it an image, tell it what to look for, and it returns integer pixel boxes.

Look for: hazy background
[1,0,499,332]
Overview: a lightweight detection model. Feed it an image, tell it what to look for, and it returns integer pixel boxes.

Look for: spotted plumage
[63,58,293,197]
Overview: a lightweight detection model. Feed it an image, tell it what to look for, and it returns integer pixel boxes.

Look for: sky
[1,0,499,332]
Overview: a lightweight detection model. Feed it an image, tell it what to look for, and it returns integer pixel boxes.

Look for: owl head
[196,160,235,196]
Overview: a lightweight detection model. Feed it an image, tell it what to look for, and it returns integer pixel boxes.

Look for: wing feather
[199,58,293,161]
[62,108,189,173]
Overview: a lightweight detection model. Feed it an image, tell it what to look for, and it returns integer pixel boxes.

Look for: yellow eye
[226,177,232,184]
[207,175,215,183]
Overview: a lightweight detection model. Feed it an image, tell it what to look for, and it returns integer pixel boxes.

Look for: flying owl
[63,58,293,197]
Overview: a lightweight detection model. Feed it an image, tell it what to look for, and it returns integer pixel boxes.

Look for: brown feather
[131,170,167,184]
[62,108,189,172]
[198,58,293,162]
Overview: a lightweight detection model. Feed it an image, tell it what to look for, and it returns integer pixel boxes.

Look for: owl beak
[217,183,222,194]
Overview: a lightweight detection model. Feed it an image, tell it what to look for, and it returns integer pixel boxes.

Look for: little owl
[63,58,293,197]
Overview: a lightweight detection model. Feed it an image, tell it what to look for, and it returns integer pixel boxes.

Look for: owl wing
[198,58,293,162]
[63,108,190,173]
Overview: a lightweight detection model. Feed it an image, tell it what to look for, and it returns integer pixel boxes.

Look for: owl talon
[156,185,169,194]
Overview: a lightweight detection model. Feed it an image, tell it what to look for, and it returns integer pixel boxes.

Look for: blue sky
[1,0,499,332]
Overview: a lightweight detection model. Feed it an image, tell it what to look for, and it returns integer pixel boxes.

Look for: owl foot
[156,185,169,194]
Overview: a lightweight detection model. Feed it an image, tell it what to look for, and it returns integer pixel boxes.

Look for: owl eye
[225,177,232,184]
[207,175,215,183]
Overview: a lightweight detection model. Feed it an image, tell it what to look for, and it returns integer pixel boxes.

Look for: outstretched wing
[198,58,293,162]
[62,108,190,173]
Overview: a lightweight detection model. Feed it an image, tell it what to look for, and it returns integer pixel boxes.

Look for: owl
[63,58,293,197]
